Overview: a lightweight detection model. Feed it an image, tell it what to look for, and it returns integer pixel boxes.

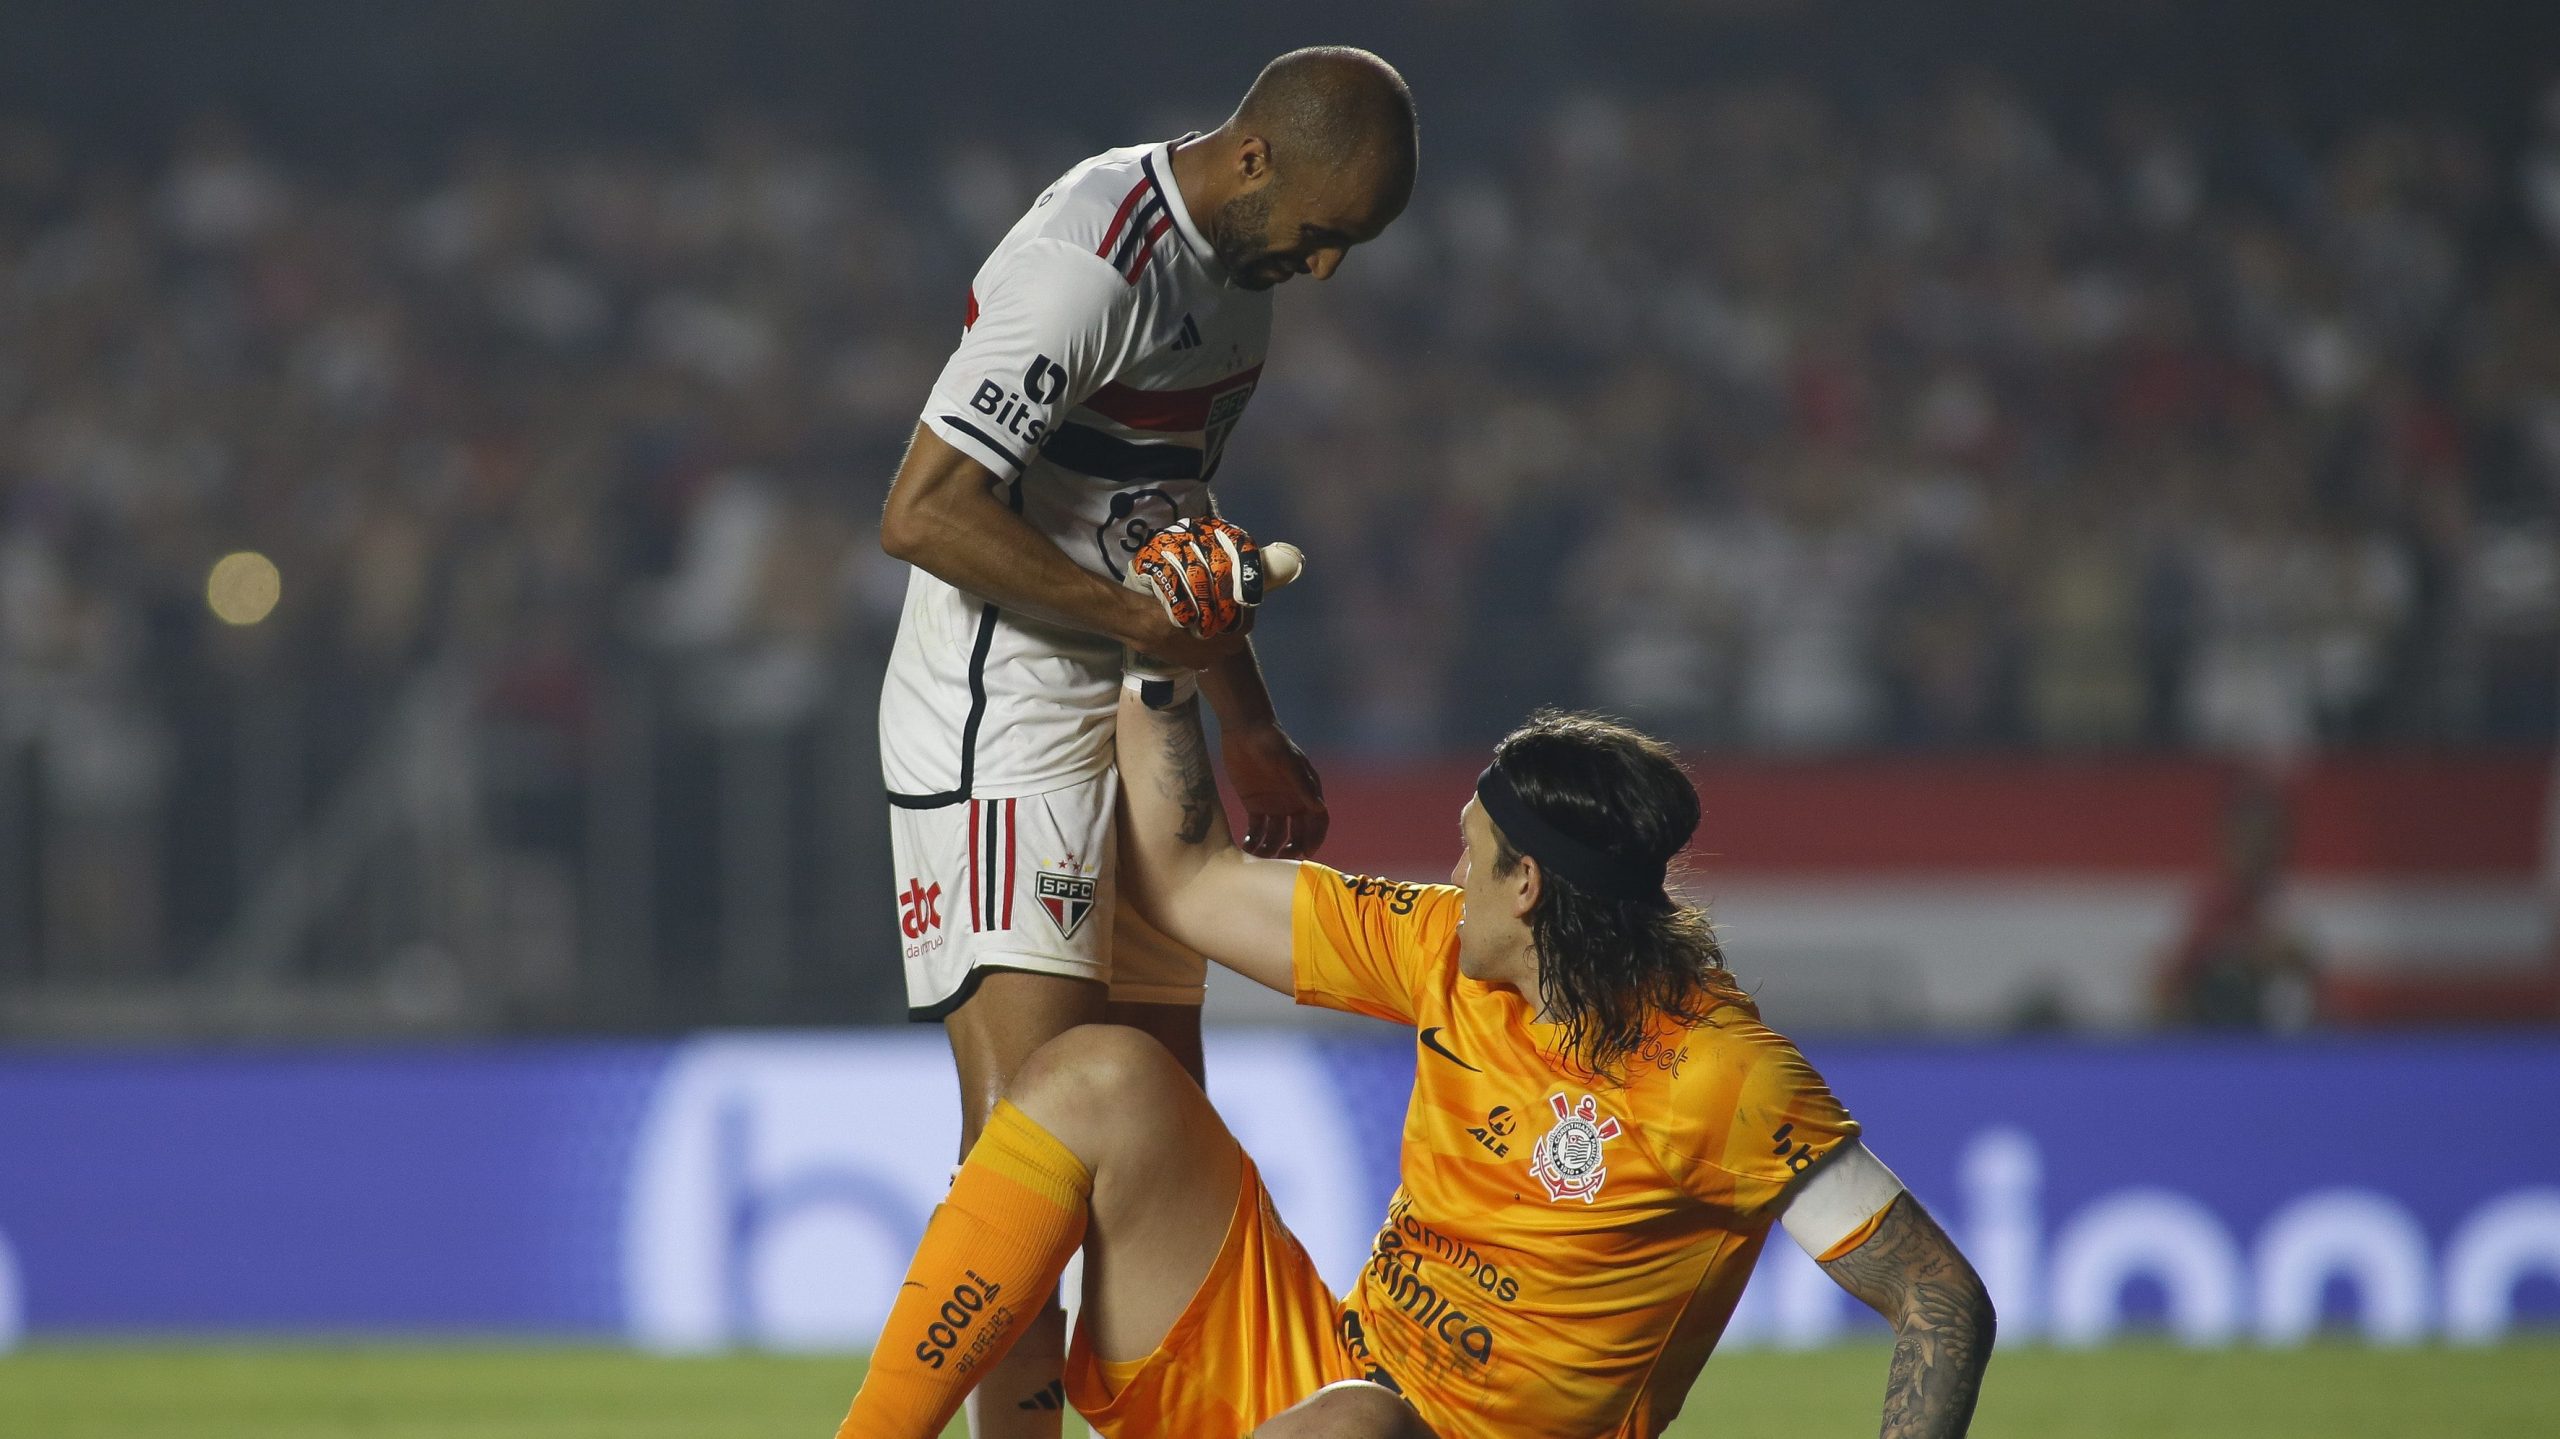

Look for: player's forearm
[1875,1298,1994,1439]
[1113,685,1298,988]
[1197,641,1279,730]
[888,483,1156,643]
[1115,685,1240,900]
[1819,1196,1996,1439]
[882,431,1159,646]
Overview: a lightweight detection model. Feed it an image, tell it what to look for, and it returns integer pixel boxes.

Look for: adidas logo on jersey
[1172,313,1201,351]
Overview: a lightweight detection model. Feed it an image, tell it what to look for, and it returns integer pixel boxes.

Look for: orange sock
[838,1101,1092,1439]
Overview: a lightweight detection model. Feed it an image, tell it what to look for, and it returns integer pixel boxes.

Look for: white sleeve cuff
[1123,665,1198,709]
[922,410,1029,480]
[1779,1138,1907,1260]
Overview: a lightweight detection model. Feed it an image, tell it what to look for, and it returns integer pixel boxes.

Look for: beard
[1211,188,1283,289]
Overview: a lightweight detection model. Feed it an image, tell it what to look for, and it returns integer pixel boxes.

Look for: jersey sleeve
[1779,1139,1908,1261]
[921,238,1136,480]
[1664,1025,1863,1223]
[1289,863,1461,1027]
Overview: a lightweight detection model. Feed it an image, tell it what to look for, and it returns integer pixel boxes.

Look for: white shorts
[889,767,1207,1020]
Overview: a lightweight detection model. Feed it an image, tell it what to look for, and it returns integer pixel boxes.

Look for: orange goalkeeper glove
[1123,518,1302,710]
[1125,516,1267,640]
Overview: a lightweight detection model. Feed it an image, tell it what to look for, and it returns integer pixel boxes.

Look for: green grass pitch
[4,1341,2551,1437]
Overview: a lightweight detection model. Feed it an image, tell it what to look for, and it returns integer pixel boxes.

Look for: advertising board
[1,1035,2553,1351]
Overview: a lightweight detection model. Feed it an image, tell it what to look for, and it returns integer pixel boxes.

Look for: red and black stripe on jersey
[1096,161,1178,285]
[1039,364,1264,484]
[1081,366,1263,431]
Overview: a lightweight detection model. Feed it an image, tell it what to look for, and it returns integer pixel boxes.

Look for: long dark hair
[1485,710,1733,1081]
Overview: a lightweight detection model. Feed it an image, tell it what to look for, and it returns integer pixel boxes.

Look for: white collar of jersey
[1149,138,1216,268]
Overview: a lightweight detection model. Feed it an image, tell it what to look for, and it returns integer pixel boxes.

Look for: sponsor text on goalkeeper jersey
[1291,864,1865,1438]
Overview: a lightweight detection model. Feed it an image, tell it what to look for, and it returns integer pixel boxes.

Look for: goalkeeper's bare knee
[1250,1380,1436,1439]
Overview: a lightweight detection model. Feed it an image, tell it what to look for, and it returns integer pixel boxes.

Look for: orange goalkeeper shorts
[1063,1154,1381,1435]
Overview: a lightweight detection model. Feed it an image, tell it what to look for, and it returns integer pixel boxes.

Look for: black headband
[1475,764,1669,904]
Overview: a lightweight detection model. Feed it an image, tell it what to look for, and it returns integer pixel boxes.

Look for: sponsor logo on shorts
[1035,870,1096,941]
[899,877,947,961]
[1529,1092,1621,1204]
[898,879,943,941]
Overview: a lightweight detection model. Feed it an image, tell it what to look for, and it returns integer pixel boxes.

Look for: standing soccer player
[874,47,1417,1435]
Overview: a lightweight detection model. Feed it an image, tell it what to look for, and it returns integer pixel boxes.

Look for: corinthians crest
[1528,1092,1622,1204]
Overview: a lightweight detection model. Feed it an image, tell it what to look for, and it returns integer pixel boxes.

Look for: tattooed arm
[1113,682,1302,992]
[1819,1193,1997,1439]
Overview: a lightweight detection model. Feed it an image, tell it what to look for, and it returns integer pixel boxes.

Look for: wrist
[1201,667,1278,729]
[1218,707,1281,734]
[1107,585,1171,650]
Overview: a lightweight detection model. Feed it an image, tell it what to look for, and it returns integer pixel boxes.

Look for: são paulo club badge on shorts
[1036,868,1097,941]
[1529,1092,1622,1203]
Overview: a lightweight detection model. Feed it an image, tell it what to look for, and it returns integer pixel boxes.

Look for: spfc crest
[1528,1092,1622,1204]
[1036,870,1097,941]
[1200,380,1256,479]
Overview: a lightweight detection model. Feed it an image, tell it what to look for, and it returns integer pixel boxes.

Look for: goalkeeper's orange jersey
[1292,864,1862,1439]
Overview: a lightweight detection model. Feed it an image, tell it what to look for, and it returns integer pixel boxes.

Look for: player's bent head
[1212,46,1417,288]
[1236,46,1417,189]
[1481,711,1729,1080]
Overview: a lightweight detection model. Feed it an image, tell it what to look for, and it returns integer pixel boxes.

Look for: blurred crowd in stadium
[3,62,2557,1000]
[11,75,2559,760]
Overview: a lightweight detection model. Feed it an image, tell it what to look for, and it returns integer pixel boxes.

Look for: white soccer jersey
[880,138,1272,806]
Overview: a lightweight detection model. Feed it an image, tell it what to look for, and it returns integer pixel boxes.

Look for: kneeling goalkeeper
[840,523,1995,1438]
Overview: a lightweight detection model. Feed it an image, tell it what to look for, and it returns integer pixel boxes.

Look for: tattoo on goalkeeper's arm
[1155,697,1220,846]
[1819,1193,1996,1439]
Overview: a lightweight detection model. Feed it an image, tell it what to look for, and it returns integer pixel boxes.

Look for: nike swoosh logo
[1418,1026,1480,1073]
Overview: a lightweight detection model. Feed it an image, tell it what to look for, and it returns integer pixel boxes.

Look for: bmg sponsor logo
[622,1037,952,1352]
[1338,872,1424,916]
[1725,1127,2560,1350]
[620,1033,1377,1352]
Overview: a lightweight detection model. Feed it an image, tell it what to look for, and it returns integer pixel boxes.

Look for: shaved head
[1177,46,1417,290]
[1233,46,1418,197]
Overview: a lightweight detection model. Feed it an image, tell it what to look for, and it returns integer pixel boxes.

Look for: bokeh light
[206,551,282,626]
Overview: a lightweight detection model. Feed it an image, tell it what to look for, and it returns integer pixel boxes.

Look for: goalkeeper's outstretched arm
[1114,682,1301,994]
